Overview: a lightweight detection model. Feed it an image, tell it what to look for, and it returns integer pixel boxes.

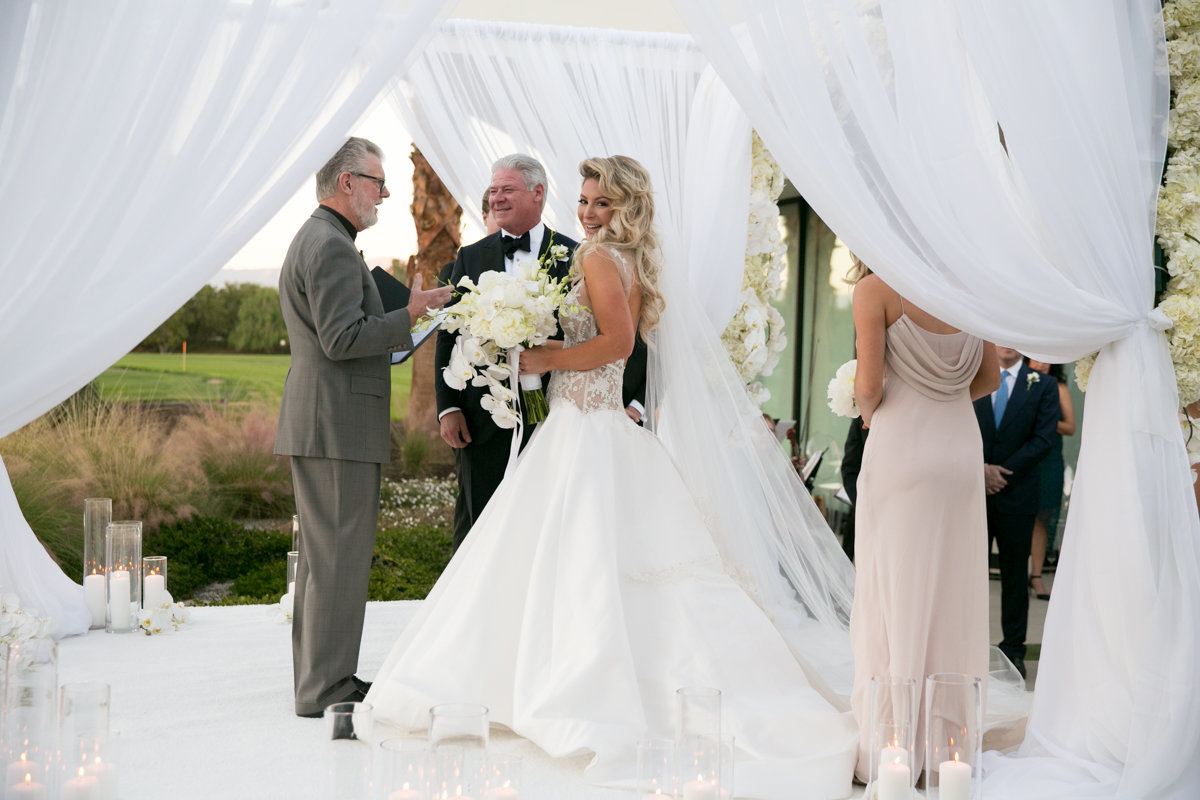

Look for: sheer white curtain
[387,19,749,327]
[388,18,858,681]
[676,0,1200,796]
[0,0,450,632]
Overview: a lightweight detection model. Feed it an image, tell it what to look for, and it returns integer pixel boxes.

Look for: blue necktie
[994,370,1010,428]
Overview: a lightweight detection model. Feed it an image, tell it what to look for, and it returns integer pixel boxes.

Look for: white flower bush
[722,132,789,401]
[827,359,859,419]
[441,251,574,427]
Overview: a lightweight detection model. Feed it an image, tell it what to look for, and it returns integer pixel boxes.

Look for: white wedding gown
[367,250,857,799]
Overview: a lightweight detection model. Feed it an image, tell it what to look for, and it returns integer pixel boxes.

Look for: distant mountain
[209,267,280,288]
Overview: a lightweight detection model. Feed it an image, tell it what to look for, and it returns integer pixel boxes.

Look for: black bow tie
[501,231,531,258]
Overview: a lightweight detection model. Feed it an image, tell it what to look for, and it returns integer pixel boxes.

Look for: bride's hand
[518,346,555,375]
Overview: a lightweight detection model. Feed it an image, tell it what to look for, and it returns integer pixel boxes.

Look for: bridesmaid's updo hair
[845,253,872,284]
[576,155,665,335]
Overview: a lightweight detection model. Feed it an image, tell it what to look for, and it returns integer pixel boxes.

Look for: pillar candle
[84,760,117,800]
[108,571,131,629]
[9,773,48,799]
[939,759,971,800]
[878,760,911,800]
[143,574,165,608]
[681,780,717,800]
[486,788,519,800]
[62,768,99,800]
[84,573,106,627]
[5,757,39,790]
[880,744,909,767]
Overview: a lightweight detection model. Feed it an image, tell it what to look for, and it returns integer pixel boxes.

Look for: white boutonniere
[547,243,570,263]
[1026,372,1040,390]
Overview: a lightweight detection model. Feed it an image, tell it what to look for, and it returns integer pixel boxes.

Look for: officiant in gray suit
[275,137,451,718]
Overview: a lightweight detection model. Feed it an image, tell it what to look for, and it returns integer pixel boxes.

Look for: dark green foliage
[369,526,454,600]
[231,559,288,603]
[199,450,295,519]
[229,286,288,353]
[144,516,291,601]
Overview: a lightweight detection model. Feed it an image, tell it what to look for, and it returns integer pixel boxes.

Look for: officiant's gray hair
[492,154,547,195]
[316,137,383,201]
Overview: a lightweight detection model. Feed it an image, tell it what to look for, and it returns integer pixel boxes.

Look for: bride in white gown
[367,156,858,799]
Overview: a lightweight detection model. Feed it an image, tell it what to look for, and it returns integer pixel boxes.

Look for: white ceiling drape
[674,0,1199,796]
[0,0,452,632]
[387,18,751,328]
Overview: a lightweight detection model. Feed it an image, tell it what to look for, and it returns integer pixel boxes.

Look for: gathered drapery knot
[1143,307,1173,332]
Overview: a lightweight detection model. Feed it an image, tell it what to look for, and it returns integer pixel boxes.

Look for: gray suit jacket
[274,206,414,464]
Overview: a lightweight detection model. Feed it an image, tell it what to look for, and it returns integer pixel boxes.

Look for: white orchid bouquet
[442,243,574,427]
[0,592,49,646]
[827,359,860,418]
[137,597,191,635]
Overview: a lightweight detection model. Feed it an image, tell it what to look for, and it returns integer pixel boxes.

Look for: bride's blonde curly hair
[574,155,665,335]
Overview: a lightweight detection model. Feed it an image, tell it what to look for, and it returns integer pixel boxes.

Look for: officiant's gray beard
[352,194,379,229]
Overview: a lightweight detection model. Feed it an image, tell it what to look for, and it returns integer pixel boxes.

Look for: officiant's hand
[984,463,1011,495]
[440,410,472,449]
[406,274,453,320]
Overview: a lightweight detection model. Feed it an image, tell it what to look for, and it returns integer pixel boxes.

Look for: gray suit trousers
[291,455,380,716]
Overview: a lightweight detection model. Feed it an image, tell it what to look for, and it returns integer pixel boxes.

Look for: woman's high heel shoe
[1030,574,1050,600]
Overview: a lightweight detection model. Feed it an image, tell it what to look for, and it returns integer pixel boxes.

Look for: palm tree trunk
[405,145,462,437]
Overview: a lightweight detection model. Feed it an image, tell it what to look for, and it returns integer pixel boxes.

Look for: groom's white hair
[492,153,547,196]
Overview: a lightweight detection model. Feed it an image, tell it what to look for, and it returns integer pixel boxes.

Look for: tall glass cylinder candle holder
[286,551,299,597]
[486,754,521,799]
[868,675,917,800]
[142,556,167,609]
[325,701,373,800]
[2,638,57,796]
[292,514,301,553]
[82,498,112,629]
[58,682,110,792]
[105,521,142,633]
[378,738,428,800]
[676,686,721,744]
[637,738,677,799]
[429,703,488,796]
[679,736,720,800]
[72,730,119,800]
[924,673,982,800]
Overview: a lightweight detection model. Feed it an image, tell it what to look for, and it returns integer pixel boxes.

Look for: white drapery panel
[0,0,451,628]
[676,0,1200,796]
[387,19,750,328]
[388,18,858,675]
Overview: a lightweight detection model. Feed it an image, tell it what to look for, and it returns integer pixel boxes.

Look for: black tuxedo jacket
[434,227,577,445]
[622,333,648,410]
[973,363,1060,516]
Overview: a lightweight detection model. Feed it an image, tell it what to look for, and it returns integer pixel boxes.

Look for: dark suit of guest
[622,333,648,421]
[436,227,576,551]
[840,416,868,562]
[973,361,1060,665]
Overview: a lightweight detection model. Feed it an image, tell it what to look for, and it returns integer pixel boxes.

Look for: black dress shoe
[1011,657,1027,680]
[352,676,372,694]
[296,685,368,718]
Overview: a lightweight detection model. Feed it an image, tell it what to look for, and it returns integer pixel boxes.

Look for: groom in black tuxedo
[973,347,1060,678]
[437,154,576,551]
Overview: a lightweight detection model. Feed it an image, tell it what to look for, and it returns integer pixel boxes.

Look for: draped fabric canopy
[0,0,452,634]
[2,2,1197,795]
[674,0,1199,796]
[389,18,859,660]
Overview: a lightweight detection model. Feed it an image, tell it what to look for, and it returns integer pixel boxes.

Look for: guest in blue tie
[973,347,1060,679]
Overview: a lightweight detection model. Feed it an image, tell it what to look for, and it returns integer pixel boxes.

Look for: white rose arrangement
[722,132,789,406]
[441,241,575,427]
[1156,1,1200,407]
[826,359,859,419]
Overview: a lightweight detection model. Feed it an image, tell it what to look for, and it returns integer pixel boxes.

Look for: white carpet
[52,603,676,799]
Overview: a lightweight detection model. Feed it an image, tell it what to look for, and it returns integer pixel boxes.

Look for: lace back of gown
[545,246,633,415]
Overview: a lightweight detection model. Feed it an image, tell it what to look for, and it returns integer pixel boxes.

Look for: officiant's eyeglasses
[352,172,386,193]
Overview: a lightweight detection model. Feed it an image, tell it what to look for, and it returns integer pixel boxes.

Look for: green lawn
[97,353,413,419]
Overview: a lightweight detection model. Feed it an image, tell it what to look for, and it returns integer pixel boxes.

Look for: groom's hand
[440,410,472,449]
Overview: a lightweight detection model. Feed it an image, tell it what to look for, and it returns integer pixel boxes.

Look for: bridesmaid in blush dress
[847,258,999,782]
